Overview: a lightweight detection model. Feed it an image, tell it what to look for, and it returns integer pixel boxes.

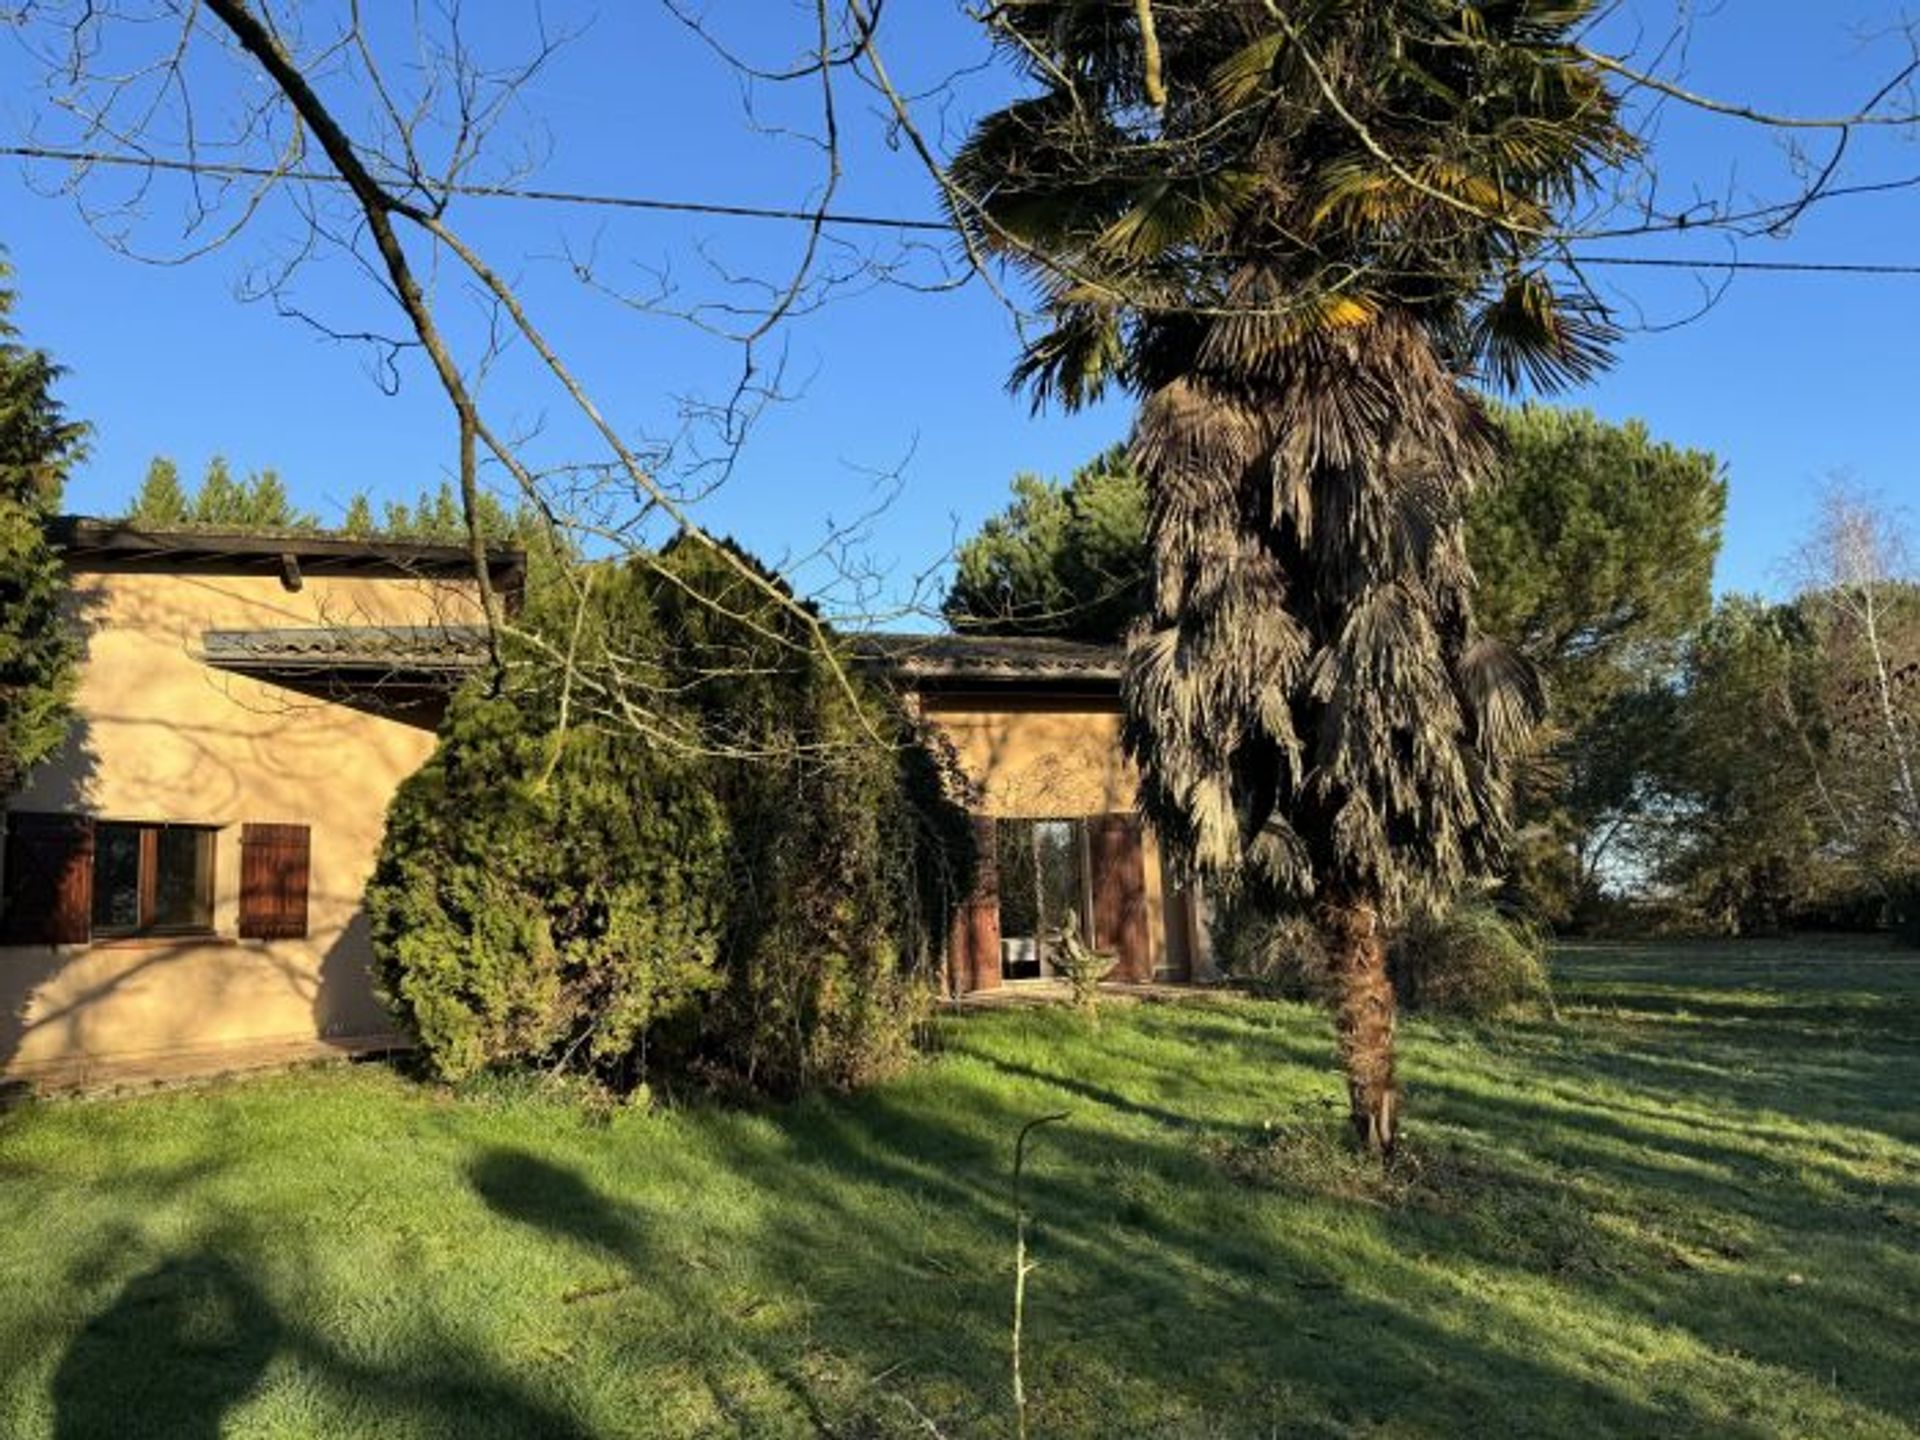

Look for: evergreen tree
[124,455,318,531]
[1470,405,1725,921]
[377,479,514,542]
[368,535,972,1093]
[1472,405,1725,721]
[129,457,191,526]
[340,493,377,538]
[191,456,244,524]
[945,445,1147,642]
[0,259,87,795]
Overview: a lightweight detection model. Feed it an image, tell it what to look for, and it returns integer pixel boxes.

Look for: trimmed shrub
[1390,902,1553,1018]
[369,689,730,1085]
[369,537,972,1095]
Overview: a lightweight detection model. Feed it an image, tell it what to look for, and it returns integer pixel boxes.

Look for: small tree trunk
[1323,896,1398,1157]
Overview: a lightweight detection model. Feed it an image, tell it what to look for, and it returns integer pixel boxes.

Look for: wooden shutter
[239,823,310,940]
[2,813,94,945]
[946,814,1002,994]
[1090,813,1150,982]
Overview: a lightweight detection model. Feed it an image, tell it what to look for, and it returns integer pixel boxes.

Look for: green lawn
[2,940,1916,1438]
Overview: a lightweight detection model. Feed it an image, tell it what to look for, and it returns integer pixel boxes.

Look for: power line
[8,142,1920,276]
[1571,254,1920,276]
[0,143,951,232]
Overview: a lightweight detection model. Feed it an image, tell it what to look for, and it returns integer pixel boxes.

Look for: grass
[1,938,1917,1438]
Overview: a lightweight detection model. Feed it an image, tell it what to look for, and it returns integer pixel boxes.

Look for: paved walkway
[945,978,1208,1009]
[2,1033,407,1103]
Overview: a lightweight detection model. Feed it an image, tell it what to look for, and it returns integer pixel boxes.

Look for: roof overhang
[192,624,1125,708]
[848,632,1122,695]
[53,516,526,593]
[197,626,488,725]
[198,625,491,679]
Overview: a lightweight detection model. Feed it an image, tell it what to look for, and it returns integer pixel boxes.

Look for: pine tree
[0,259,87,795]
[192,456,243,524]
[945,445,1148,642]
[124,455,318,531]
[129,457,191,526]
[340,493,377,537]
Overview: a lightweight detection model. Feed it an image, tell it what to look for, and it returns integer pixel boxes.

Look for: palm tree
[951,0,1628,1154]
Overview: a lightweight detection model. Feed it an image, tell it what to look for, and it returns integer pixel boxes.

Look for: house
[0,520,1209,1089]
[860,634,1210,994]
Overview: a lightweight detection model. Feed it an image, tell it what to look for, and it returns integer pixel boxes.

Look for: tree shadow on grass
[467,1146,853,1436]
[901,960,1920,1423]
[624,1071,1794,1439]
[52,1255,277,1440]
[470,1146,643,1259]
[47,1241,597,1440]
[1404,1074,1920,1418]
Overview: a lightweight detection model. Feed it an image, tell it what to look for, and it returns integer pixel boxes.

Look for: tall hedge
[368,537,973,1094]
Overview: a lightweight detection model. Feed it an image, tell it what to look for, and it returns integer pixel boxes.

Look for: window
[89,822,217,937]
[995,818,1092,981]
[2,814,240,945]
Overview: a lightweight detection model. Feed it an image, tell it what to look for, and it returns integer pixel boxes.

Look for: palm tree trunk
[1323,896,1398,1157]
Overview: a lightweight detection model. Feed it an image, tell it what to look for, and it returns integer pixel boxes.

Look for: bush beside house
[368,537,974,1096]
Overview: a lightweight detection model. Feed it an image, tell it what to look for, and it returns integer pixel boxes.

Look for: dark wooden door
[946,815,1002,994]
[1090,813,1150,982]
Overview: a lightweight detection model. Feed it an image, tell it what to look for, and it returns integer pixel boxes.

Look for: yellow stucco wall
[0,568,480,1077]
[920,694,1194,978]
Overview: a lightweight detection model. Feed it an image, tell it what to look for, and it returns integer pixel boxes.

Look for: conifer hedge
[368,537,973,1094]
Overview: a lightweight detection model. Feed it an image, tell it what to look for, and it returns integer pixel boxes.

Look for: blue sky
[2,1,1916,615]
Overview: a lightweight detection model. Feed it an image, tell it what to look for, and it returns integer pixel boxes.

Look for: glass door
[996,819,1091,981]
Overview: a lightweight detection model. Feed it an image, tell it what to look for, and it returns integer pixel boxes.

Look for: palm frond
[1009,301,1127,412]
[1469,269,1617,392]
[1096,170,1264,263]
[1210,29,1287,108]
[1456,636,1547,754]
[945,93,1129,255]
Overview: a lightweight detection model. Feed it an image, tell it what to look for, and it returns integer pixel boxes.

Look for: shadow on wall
[958,700,1132,817]
[315,907,396,1041]
[13,580,107,815]
[0,887,393,1081]
[3,589,102,1083]
[2,579,416,1076]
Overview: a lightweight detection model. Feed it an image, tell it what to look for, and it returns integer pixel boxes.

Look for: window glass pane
[1034,821,1084,943]
[997,821,1042,942]
[152,827,214,930]
[91,823,141,933]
